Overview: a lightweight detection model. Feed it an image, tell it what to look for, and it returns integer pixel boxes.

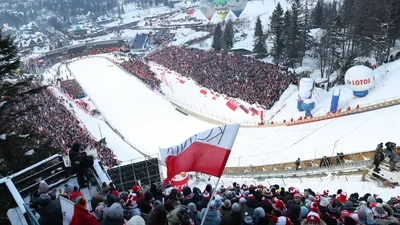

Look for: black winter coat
[182,194,200,206]
[38,201,63,225]
[100,217,125,225]
[196,200,209,211]
[221,211,242,225]
[242,199,261,217]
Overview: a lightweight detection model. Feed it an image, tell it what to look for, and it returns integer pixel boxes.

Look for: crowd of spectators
[60,79,86,99]
[31,179,400,225]
[8,87,117,167]
[147,46,292,109]
[87,47,121,55]
[120,58,161,90]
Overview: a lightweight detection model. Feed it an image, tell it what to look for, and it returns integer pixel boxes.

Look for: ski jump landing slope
[68,57,400,167]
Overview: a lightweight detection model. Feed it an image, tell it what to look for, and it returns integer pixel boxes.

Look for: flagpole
[200,177,221,225]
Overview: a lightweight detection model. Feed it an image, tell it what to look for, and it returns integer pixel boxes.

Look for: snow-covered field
[67,56,400,168]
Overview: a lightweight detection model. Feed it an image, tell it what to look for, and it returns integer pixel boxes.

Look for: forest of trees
[265,0,400,83]
[212,20,234,52]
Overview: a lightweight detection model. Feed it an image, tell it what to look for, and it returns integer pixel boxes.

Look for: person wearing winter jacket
[375,204,399,225]
[221,203,242,225]
[242,194,261,218]
[139,191,155,216]
[146,205,168,225]
[91,182,112,211]
[188,202,202,225]
[167,205,194,225]
[36,194,63,225]
[71,197,99,225]
[70,186,84,203]
[284,204,301,225]
[122,193,141,220]
[218,200,232,218]
[101,203,125,225]
[200,200,220,225]
[197,191,211,211]
[182,186,200,206]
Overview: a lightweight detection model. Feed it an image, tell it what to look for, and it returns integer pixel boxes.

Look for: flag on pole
[59,196,98,225]
[160,124,240,183]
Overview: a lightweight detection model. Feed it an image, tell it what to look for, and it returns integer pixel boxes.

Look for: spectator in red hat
[273,200,287,217]
[306,212,322,225]
[272,215,292,225]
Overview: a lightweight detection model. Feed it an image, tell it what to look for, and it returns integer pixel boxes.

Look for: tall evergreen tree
[222,20,234,52]
[117,5,122,18]
[212,23,223,51]
[253,17,268,59]
[0,29,20,79]
[283,10,292,66]
[270,2,285,64]
[311,0,324,28]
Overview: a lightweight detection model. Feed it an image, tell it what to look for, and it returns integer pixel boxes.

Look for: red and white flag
[59,197,98,225]
[160,124,240,183]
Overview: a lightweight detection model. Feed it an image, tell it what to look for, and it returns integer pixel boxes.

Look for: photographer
[73,149,94,188]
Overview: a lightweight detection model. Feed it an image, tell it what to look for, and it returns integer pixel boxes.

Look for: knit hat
[239,197,247,204]
[367,196,377,203]
[373,203,388,218]
[203,191,211,200]
[310,201,319,213]
[301,206,309,218]
[127,215,146,225]
[132,184,140,193]
[209,200,216,210]
[236,192,243,199]
[264,188,272,197]
[294,193,301,199]
[248,194,255,200]
[320,197,330,207]
[323,190,329,197]
[231,202,240,213]
[327,203,339,215]
[164,199,175,212]
[75,196,87,209]
[188,202,197,212]
[182,186,192,197]
[314,195,321,202]
[254,207,266,218]
[344,200,354,210]
[37,194,51,206]
[274,200,286,211]
[307,212,321,224]
[111,189,119,197]
[64,183,74,194]
[289,187,296,194]
[272,216,291,225]
[119,191,129,201]
[38,181,49,194]
[125,193,138,208]
[223,200,231,209]
[106,203,124,219]
[225,190,233,199]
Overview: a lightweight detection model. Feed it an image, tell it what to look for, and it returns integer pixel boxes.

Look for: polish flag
[59,197,98,225]
[160,124,240,183]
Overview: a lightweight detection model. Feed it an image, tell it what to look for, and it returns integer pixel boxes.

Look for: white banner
[59,196,74,225]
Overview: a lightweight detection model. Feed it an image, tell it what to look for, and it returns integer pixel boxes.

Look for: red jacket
[70,191,84,203]
[70,205,99,225]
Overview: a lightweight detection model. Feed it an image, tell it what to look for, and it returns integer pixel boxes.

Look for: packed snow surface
[68,57,400,167]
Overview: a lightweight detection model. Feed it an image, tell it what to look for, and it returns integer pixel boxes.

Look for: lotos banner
[170,172,189,188]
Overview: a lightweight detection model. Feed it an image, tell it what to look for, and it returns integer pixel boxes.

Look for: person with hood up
[357,203,375,225]
[101,203,125,225]
[286,193,304,208]
[214,195,223,209]
[95,194,119,221]
[200,200,220,225]
[92,182,112,211]
[188,202,202,225]
[197,191,211,211]
[36,194,63,225]
[372,203,388,220]
[242,194,262,218]
[146,205,168,225]
[284,204,302,225]
[221,202,242,225]
[375,204,399,225]
[219,200,232,218]
[167,205,195,225]
[253,207,270,225]
[139,191,155,216]
[126,215,146,225]
[182,186,200,206]
[122,193,141,220]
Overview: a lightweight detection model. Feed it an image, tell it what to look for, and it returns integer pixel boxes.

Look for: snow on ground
[68,56,400,168]
[170,28,209,46]
[68,57,213,157]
